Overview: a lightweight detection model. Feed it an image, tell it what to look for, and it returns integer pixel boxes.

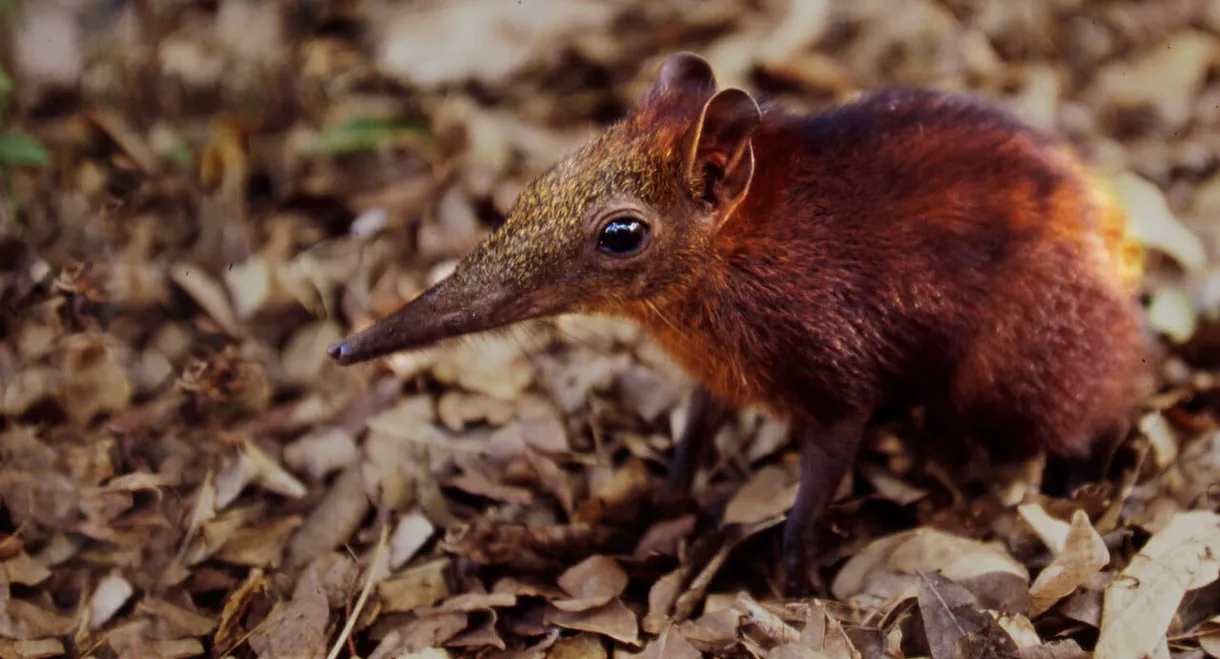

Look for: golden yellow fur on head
[450,88,714,308]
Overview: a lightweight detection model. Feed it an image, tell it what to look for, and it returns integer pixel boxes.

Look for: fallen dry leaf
[390,509,437,570]
[996,612,1043,648]
[248,565,330,659]
[1057,570,1108,628]
[733,591,800,642]
[170,263,243,338]
[554,555,629,612]
[3,553,50,587]
[446,467,535,505]
[676,607,743,655]
[859,464,928,507]
[241,440,308,500]
[0,638,66,658]
[419,590,516,615]
[792,600,861,659]
[378,558,451,613]
[214,569,270,653]
[1113,171,1207,274]
[431,332,537,401]
[368,613,468,659]
[917,572,1018,659]
[574,458,652,525]
[633,514,696,560]
[214,515,303,568]
[283,426,359,481]
[137,597,219,638]
[1018,503,1072,555]
[1096,511,1220,659]
[1017,640,1091,659]
[437,391,515,432]
[547,598,639,645]
[832,528,1029,607]
[635,624,700,659]
[286,460,369,569]
[1200,630,1220,658]
[642,567,685,635]
[525,449,575,515]
[1028,510,1110,616]
[444,612,505,651]
[90,572,134,630]
[722,464,800,526]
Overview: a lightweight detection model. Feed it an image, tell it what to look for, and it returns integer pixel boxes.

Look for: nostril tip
[327,342,347,362]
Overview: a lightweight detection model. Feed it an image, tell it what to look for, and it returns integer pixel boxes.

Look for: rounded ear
[650,52,717,97]
[683,88,762,226]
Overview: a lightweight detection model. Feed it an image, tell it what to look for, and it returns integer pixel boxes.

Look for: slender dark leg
[782,411,870,597]
[660,385,732,506]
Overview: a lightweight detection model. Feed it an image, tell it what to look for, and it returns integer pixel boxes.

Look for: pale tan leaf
[378,558,450,613]
[733,591,801,645]
[1200,630,1220,658]
[241,440,308,500]
[795,600,861,659]
[5,638,66,658]
[917,572,1017,659]
[390,509,437,570]
[214,516,303,568]
[137,598,219,638]
[995,613,1042,648]
[1029,510,1110,616]
[635,625,701,659]
[547,599,639,645]
[832,529,1028,608]
[642,568,685,635]
[1148,285,1198,344]
[170,263,243,337]
[1096,511,1220,659]
[547,633,608,659]
[676,607,742,655]
[555,555,628,612]
[90,572,134,630]
[283,426,358,481]
[248,567,329,659]
[286,460,369,569]
[3,553,50,587]
[722,464,800,526]
[1018,503,1071,555]
[1113,171,1207,273]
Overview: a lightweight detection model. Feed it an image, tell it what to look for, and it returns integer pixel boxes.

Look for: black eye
[597,216,649,256]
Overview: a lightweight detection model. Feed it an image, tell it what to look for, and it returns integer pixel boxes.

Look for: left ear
[683,88,762,225]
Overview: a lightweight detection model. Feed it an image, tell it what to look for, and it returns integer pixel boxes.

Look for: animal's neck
[625,253,778,410]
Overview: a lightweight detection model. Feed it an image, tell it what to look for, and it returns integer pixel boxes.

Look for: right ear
[649,52,717,97]
[683,88,762,225]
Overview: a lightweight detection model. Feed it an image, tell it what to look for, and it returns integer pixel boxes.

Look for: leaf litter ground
[3,1,1220,657]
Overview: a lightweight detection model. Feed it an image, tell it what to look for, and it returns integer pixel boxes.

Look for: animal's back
[691,88,1145,455]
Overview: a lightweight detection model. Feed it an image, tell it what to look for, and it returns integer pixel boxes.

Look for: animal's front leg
[782,410,870,597]
[658,385,731,510]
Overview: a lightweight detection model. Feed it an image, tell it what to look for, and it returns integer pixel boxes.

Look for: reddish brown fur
[623,86,1146,461]
[329,54,1149,594]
